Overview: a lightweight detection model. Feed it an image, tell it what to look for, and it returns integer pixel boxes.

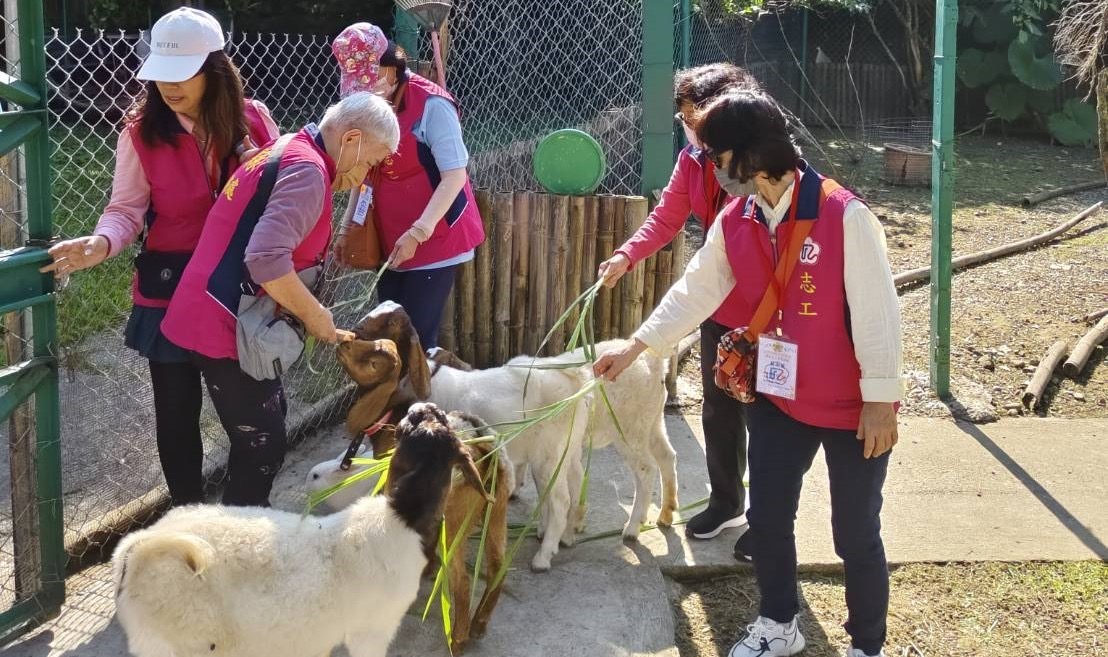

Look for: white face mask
[682,123,701,150]
[713,166,757,198]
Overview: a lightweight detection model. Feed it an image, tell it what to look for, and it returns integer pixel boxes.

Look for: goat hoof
[450,638,469,655]
[656,510,674,528]
[621,527,641,543]
[559,535,576,548]
[530,557,552,573]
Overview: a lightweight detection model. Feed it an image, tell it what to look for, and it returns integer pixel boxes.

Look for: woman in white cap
[41,7,279,506]
[331,23,485,349]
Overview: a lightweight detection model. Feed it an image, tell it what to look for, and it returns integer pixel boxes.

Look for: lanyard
[750,170,803,332]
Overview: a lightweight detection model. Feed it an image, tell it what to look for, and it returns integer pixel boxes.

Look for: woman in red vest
[41,8,278,506]
[331,23,485,348]
[596,91,902,657]
[598,63,760,547]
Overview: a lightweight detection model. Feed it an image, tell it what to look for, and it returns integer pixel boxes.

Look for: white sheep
[112,403,487,657]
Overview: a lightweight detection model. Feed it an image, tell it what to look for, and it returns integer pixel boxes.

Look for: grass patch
[671,561,1107,657]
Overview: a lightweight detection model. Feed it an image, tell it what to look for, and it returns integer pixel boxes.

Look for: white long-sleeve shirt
[633,179,904,403]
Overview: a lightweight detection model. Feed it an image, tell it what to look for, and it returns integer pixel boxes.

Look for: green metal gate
[0,0,65,643]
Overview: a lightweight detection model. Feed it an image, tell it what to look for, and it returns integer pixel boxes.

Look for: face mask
[372,77,397,99]
[713,166,757,198]
[332,137,368,192]
[682,123,701,150]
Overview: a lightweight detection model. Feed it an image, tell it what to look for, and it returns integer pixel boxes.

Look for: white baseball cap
[137,8,225,83]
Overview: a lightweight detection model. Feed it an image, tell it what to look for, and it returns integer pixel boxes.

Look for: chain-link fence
[5,28,377,570]
[442,0,645,194]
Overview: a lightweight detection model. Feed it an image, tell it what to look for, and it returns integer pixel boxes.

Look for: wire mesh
[440,0,644,194]
[19,28,378,570]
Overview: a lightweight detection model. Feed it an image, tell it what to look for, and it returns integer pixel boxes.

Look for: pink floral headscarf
[332,22,389,98]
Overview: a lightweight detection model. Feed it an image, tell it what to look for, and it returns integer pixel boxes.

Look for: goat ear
[405,332,432,400]
[345,380,397,437]
[457,449,495,504]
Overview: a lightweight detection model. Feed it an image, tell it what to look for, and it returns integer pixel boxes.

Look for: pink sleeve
[93,129,150,258]
[613,158,693,267]
[252,99,281,141]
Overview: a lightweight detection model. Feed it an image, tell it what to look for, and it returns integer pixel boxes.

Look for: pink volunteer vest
[370,74,485,269]
[128,100,272,308]
[721,164,865,430]
[160,127,335,360]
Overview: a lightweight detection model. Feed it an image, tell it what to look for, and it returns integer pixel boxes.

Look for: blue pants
[377,265,458,349]
[746,395,890,655]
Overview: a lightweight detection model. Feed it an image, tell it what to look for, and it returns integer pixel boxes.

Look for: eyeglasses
[702,146,724,169]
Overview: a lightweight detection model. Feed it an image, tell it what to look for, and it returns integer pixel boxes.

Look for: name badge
[351,183,373,226]
[756,334,798,400]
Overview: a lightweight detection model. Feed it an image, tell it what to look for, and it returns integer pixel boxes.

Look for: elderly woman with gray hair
[159,92,401,506]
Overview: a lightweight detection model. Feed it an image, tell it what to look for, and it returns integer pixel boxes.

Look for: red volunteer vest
[128,100,272,308]
[721,164,864,430]
[160,127,335,360]
[371,74,485,269]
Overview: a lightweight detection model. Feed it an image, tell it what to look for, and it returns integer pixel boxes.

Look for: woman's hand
[333,232,351,266]
[390,232,420,267]
[238,136,260,162]
[302,304,339,344]
[857,401,898,458]
[597,253,631,288]
[593,339,649,382]
[40,235,109,276]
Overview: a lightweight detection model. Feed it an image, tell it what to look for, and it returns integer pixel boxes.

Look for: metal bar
[0,357,52,387]
[929,0,957,398]
[0,364,47,424]
[680,0,692,69]
[393,6,422,57]
[32,296,65,603]
[0,71,41,106]
[640,0,677,196]
[0,292,53,316]
[0,596,59,645]
[0,114,41,158]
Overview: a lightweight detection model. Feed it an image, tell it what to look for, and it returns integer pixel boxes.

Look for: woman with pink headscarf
[331,23,484,348]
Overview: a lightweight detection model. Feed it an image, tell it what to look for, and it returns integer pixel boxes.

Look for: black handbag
[133,250,192,300]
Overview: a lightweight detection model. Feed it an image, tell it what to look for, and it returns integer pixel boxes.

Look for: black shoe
[684,507,746,540]
[733,527,753,562]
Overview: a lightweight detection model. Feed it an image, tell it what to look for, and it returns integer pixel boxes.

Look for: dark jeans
[377,264,459,349]
[746,395,889,655]
[699,319,748,516]
[148,355,289,507]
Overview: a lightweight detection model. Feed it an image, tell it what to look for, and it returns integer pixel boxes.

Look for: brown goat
[331,333,509,655]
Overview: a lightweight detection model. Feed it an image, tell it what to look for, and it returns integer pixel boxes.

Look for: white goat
[112,403,485,657]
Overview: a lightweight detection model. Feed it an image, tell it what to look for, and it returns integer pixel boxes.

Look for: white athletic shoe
[846,648,886,657]
[727,616,806,657]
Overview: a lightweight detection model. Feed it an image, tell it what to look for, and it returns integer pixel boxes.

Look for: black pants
[148,355,289,507]
[746,395,889,655]
[699,319,748,516]
[377,264,458,349]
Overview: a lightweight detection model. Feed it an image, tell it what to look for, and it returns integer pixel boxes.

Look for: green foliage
[1007,38,1064,90]
[1047,99,1099,146]
[985,81,1028,121]
[86,0,150,29]
[958,48,1008,88]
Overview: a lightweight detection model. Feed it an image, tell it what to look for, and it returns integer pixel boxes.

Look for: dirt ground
[674,133,1108,421]
[669,561,1108,657]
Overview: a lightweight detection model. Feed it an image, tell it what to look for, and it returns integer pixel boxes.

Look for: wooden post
[642,254,657,321]
[582,196,599,290]
[456,259,476,364]
[620,197,648,338]
[671,224,687,284]
[492,192,514,365]
[525,194,550,355]
[596,195,617,341]
[547,195,571,354]
[654,251,673,312]
[438,288,456,352]
[474,190,494,367]
[565,196,586,345]
[607,196,628,338]
[511,192,531,356]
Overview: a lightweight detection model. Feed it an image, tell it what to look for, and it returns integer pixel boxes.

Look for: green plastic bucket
[532,129,607,195]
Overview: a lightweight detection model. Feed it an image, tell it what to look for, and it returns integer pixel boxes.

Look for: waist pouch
[235,265,322,381]
[714,327,758,404]
[134,250,192,300]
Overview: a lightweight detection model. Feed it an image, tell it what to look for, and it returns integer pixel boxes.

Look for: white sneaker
[727,616,806,657]
[846,649,886,657]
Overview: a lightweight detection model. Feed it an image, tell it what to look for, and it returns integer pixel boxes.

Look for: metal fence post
[641,0,676,197]
[393,6,421,57]
[930,0,957,398]
[679,0,692,69]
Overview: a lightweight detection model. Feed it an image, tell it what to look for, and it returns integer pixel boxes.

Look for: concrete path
[5,414,1105,657]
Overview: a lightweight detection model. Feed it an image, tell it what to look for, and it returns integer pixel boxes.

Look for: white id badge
[756,334,798,400]
[351,183,373,226]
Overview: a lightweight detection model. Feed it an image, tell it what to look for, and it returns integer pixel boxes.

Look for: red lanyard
[750,170,803,327]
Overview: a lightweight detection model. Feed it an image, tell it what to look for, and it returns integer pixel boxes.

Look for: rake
[395,0,453,89]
